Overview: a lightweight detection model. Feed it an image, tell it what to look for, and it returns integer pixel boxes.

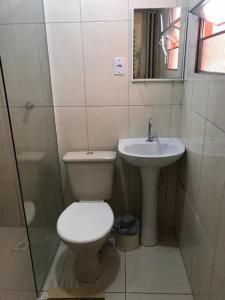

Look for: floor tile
[126,245,191,294]
[126,294,193,300]
[0,247,35,290]
[32,244,58,291]
[45,243,125,293]
[106,293,125,300]
[43,245,68,291]
[0,290,36,300]
[28,227,59,245]
[0,227,26,246]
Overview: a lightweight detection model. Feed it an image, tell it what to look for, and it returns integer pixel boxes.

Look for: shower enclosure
[0,0,63,296]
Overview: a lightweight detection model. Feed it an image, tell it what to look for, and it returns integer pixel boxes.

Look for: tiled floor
[0,226,60,299]
[0,227,36,300]
[43,230,193,300]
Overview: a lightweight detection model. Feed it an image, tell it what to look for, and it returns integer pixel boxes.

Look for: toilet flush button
[114,57,125,75]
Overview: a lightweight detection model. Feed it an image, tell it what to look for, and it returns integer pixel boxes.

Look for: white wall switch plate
[114,57,125,75]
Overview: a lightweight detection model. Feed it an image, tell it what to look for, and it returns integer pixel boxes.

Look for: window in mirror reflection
[133,7,186,80]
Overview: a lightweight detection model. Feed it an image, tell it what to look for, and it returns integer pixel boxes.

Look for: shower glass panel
[0,0,63,294]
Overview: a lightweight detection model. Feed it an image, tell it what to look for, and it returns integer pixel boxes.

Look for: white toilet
[57,151,116,283]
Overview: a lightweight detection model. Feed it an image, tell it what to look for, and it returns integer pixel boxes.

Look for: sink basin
[118,138,185,169]
[118,138,185,246]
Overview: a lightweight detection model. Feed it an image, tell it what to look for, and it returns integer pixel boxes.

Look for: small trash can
[114,215,140,252]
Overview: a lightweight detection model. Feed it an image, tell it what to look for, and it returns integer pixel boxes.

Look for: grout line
[45,20,130,24]
[208,183,225,299]
[8,104,181,108]
[125,292,193,295]
[79,0,90,151]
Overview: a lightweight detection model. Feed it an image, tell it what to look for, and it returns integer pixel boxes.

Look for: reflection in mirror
[132,7,188,80]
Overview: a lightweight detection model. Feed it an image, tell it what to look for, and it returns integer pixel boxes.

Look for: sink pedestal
[140,168,160,246]
[118,137,185,247]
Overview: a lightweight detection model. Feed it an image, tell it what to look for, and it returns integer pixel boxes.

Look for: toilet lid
[57,202,114,244]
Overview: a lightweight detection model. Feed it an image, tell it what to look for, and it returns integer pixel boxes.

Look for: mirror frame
[131,7,188,82]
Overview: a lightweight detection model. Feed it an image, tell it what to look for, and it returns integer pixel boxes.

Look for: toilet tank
[63,151,116,201]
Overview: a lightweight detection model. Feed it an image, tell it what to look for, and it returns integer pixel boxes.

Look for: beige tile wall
[0,76,24,226]
[176,1,225,300]
[44,0,183,226]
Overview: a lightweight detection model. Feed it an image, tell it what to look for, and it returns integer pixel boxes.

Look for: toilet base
[75,251,102,283]
[63,235,107,284]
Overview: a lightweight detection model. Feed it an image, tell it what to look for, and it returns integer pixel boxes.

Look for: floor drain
[14,241,28,251]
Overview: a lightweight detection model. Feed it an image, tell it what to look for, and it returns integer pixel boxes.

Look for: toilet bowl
[57,151,116,283]
[57,201,114,282]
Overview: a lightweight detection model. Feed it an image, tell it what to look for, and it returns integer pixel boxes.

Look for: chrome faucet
[146,118,157,142]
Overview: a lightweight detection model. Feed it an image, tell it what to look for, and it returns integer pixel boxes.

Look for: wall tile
[128,174,142,219]
[190,212,215,297]
[83,21,128,106]
[180,105,190,147]
[81,0,128,22]
[172,82,183,105]
[158,171,167,227]
[9,107,56,154]
[166,174,177,228]
[207,78,225,132]
[170,105,182,138]
[179,194,195,280]
[197,121,225,248]
[192,78,210,119]
[177,3,225,298]
[186,110,205,207]
[9,0,44,24]
[0,77,4,107]
[175,179,185,241]
[0,176,21,226]
[61,174,75,207]
[46,23,85,106]
[210,190,225,300]
[183,80,193,107]
[54,107,88,173]
[0,0,10,24]
[129,82,172,106]
[129,105,171,138]
[0,24,50,107]
[0,108,13,177]
[110,173,129,217]
[114,152,130,175]
[87,106,128,150]
[44,0,81,23]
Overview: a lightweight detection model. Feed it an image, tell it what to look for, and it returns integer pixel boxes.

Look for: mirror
[132,7,188,81]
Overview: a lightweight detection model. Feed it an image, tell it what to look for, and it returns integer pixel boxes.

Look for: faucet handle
[149,118,152,124]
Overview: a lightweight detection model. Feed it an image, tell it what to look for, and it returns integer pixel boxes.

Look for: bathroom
[0,0,224,299]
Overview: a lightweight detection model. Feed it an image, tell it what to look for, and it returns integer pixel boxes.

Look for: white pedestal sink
[118,138,185,246]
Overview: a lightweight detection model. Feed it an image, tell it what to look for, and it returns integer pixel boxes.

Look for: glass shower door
[0,0,63,294]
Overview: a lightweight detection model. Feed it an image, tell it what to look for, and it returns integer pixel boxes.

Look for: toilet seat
[57,202,114,244]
